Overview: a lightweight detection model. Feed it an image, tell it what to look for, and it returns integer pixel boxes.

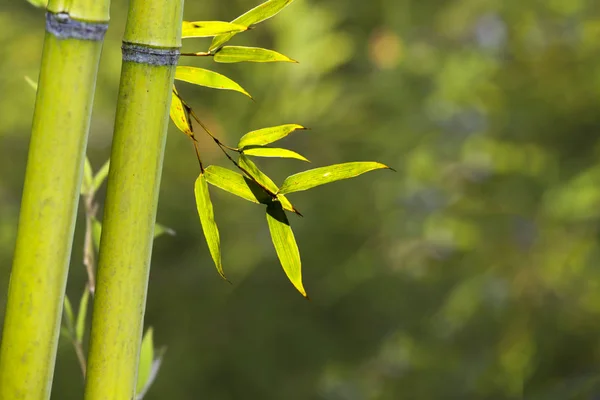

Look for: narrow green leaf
[136,328,154,396]
[194,174,227,280]
[82,157,93,195]
[63,295,75,333]
[210,0,296,52]
[60,326,72,340]
[75,288,89,343]
[266,202,306,297]
[243,147,309,162]
[204,165,271,204]
[92,217,102,251]
[26,0,48,8]
[239,154,279,194]
[238,124,305,148]
[182,21,247,38]
[24,76,38,90]
[154,223,176,239]
[279,162,391,194]
[136,347,166,400]
[175,66,251,98]
[276,194,300,215]
[214,46,297,63]
[170,87,193,137]
[92,159,111,192]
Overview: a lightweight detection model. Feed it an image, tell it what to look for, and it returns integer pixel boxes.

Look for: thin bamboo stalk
[0,2,109,399]
[83,0,183,398]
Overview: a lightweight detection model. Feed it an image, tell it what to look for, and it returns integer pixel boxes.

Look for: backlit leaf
[170,86,193,136]
[276,194,301,216]
[82,157,93,195]
[92,159,111,192]
[279,162,391,194]
[266,202,306,297]
[210,0,296,52]
[75,288,89,342]
[24,76,38,90]
[63,295,74,333]
[238,124,305,148]
[239,154,279,194]
[182,21,247,38]
[136,346,165,400]
[26,0,47,8]
[243,147,309,162]
[214,46,297,63]
[154,223,176,238]
[194,173,226,280]
[136,327,154,396]
[175,66,251,98]
[204,165,270,204]
[92,217,102,251]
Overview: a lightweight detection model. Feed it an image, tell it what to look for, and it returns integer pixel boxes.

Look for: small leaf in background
[237,124,305,148]
[194,174,227,280]
[24,76,38,90]
[63,295,75,333]
[136,346,166,400]
[243,147,309,162]
[276,194,301,216]
[92,217,102,251]
[266,202,306,297]
[154,223,176,239]
[26,0,48,7]
[182,21,247,38]
[60,326,71,340]
[82,157,93,195]
[210,0,297,52]
[136,328,154,397]
[204,165,271,204]
[170,87,193,137]
[92,159,111,193]
[239,154,279,194]
[175,66,251,98]
[279,162,391,194]
[214,46,297,63]
[75,288,89,343]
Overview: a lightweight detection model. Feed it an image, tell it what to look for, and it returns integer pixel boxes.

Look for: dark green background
[2,0,600,398]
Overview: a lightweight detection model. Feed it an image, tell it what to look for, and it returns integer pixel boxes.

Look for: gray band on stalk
[122,43,180,66]
[46,12,108,41]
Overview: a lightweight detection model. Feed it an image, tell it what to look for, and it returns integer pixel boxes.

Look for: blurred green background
[2,0,600,398]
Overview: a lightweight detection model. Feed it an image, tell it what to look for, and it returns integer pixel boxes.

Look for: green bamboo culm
[0,1,109,398]
[83,0,183,398]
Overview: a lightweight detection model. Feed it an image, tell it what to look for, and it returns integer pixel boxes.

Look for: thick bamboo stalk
[83,0,183,398]
[0,1,109,399]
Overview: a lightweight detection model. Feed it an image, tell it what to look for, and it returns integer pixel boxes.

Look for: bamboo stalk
[0,1,109,398]
[83,0,183,398]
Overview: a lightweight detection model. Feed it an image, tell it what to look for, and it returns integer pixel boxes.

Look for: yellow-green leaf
[92,159,111,192]
[136,328,154,396]
[26,0,47,7]
[63,295,74,333]
[243,147,309,162]
[214,46,297,63]
[210,0,296,52]
[170,86,193,136]
[154,223,176,238]
[204,165,270,204]
[238,124,305,148]
[82,157,93,195]
[75,288,89,342]
[239,154,279,194]
[25,76,38,90]
[194,173,226,280]
[279,162,391,194]
[182,21,247,38]
[266,202,306,297]
[175,66,251,98]
[92,217,102,251]
[276,194,301,216]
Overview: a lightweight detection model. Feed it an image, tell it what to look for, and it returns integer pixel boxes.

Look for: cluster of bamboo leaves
[170,0,390,297]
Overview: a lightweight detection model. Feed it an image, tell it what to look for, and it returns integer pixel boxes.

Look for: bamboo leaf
[82,157,93,195]
[63,295,75,334]
[136,346,165,400]
[276,194,301,216]
[154,223,176,238]
[136,328,154,397]
[214,46,297,63]
[175,66,251,98]
[92,159,111,192]
[92,217,102,251]
[279,162,391,194]
[170,87,193,137]
[26,0,48,8]
[194,174,227,280]
[60,326,72,340]
[238,124,305,148]
[75,288,89,343]
[182,21,247,38]
[266,202,306,297]
[210,0,297,52]
[243,147,309,162]
[204,165,271,204]
[239,154,279,194]
[24,76,38,90]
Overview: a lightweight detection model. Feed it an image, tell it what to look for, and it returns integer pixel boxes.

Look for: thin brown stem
[83,194,97,295]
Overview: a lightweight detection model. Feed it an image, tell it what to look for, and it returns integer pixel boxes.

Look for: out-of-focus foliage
[2,0,600,398]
